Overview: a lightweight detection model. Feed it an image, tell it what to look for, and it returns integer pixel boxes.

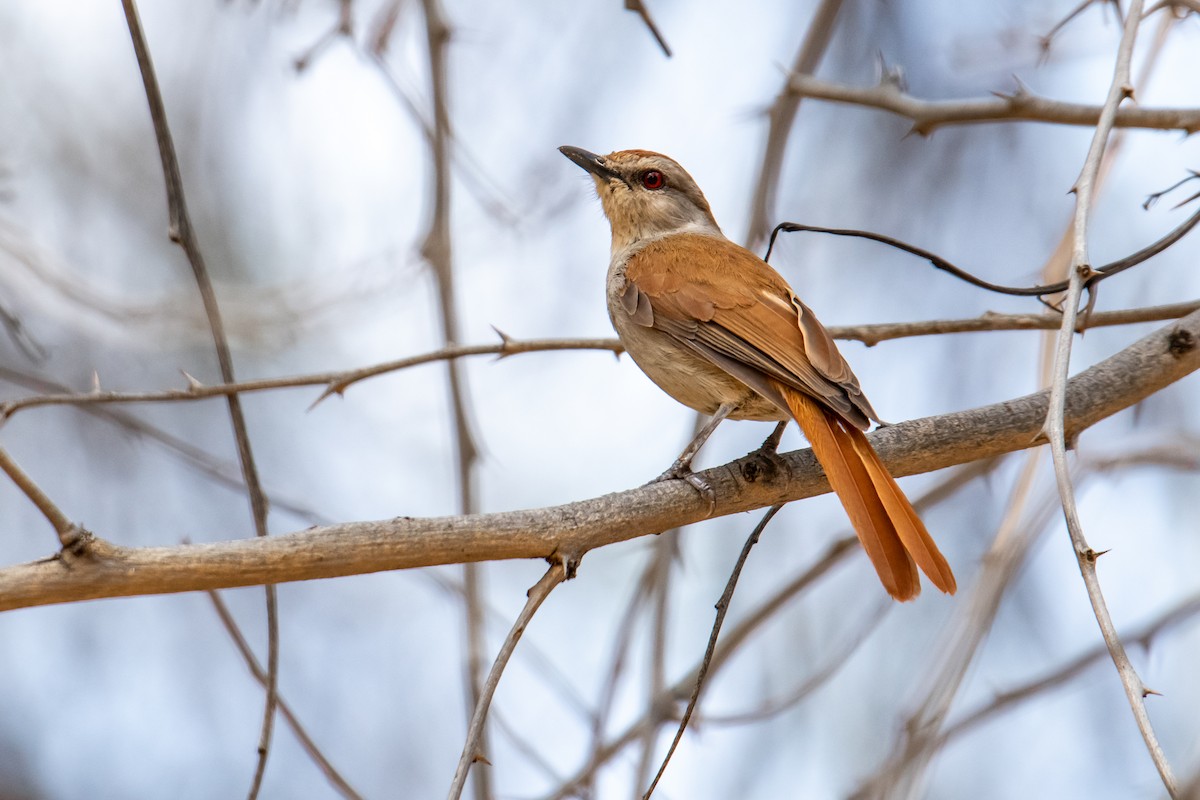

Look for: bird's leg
[755,421,789,456]
[653,402,738,507]
[737,420,790,485]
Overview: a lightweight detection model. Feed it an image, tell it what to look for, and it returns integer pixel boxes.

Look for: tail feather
[846,427,957,594]
[775,383,955,601]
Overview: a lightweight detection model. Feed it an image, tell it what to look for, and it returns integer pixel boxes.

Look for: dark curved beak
[559,145,625,184]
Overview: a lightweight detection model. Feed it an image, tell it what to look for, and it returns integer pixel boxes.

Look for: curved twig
[765,200,1200,299]
[446,563,568,800]
[642,505,782,799]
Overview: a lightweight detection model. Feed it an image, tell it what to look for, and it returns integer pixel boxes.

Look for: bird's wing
[622,233,878,428]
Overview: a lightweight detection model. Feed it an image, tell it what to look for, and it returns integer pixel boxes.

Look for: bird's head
[559,146,721,253]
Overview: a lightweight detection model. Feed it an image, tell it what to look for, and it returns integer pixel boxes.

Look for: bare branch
[118,2,278,795]
[7,303,1197,418]
[1045,2,1179,794]
[744,0,845,248]
[0,446,85,550]
[2,309,1196,612]
[446,563,568,800]
[787,73,1200,135]
[768,201,1200,299]
[939,591,1200,749]
[836,301,1200,346]
[642,505,781,799]
[207,591,364,800]
[624,0,672,57]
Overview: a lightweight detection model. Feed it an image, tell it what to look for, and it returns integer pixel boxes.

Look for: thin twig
[1041,0,1124,55]
[696,597,890,725]
[0,368,331,526]
[624,0,672,56]
[6,301,1196,419]
[0,445,83,549]
[1045,1,1179,794]
[766,199,1200,299]
[633,531,677,792]
[641,505,782,799]
[207,591,364,800]
[446,562,569,800]
[786,73,1200,135]
[0,336,621,418]
[118,3,278,796]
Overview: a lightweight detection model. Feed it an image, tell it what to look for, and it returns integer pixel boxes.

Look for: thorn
[180,370,203,391]
[1143,685,1163,698]
[491,325,517,359]
[307,384,343,411]
[1010,74,1032,96]
[90,370,101,393]
[490,324,513,345]
[471,752,492,766]
[874,52,906,91]
[1093,548,1111,558]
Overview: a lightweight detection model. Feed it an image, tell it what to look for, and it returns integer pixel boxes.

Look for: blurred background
[1,1,1199,798]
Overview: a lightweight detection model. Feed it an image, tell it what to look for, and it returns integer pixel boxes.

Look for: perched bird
[559,145,955,601]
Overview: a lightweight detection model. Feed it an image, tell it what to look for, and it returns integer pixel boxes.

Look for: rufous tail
[775,384,956,601]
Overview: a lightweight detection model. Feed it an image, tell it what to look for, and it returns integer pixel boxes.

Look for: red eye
[641,170,666,190]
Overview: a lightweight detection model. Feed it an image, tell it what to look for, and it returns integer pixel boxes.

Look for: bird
[559,145,956,601]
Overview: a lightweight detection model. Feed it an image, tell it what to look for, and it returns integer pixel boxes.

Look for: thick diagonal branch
[0,310,1197,612]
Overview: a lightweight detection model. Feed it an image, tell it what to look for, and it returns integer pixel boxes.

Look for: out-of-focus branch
[1044,2,1179,795]
[787,73,1200,135]
[744,0,844,248]
[207,591,364,800]
[624,0,671,57]
[938,591,1200,749]
[1,308,1197,611]
[118,3,278,796]
[412,2,490,798]
[0,446,84,549]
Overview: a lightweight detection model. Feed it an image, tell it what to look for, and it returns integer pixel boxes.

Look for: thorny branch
[1044,1,1179,795]
[786,73,1200,136]
[5,301,1196,419]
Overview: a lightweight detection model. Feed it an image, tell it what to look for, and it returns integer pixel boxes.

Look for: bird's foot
[739,421,788,484]
[652,462,716,513]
